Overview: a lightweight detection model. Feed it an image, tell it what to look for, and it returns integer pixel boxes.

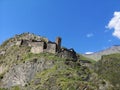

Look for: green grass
[78,54,96,64]
[11,86,20,90]
[0,39,10,48]
[22,52,66,63]
[95,53,120,88]
[30,59,92,90]
[0,35,115,90]
[0,88,7,90]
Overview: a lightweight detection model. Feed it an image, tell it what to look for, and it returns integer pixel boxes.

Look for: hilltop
[0,33,77,61]
[0,33,119,90]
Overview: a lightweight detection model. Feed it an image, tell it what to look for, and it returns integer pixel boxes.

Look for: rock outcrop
[2,58,55,88]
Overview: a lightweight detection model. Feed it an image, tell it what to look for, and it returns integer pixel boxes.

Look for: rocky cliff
[0,33,116,90]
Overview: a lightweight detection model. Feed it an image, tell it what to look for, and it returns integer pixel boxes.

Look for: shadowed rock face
[58,48,77,61]
[2,58,54,88]
[83,45,120,61]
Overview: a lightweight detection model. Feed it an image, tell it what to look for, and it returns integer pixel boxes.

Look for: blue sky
[0,0,120,54]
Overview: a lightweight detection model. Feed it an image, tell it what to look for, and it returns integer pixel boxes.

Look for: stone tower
[56,37,62,52]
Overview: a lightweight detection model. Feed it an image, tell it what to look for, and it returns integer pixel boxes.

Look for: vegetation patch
[95,53,120,89]
[78,54,96,64]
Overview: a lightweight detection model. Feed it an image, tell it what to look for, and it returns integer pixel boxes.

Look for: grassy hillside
[0,33,117,90]
[0,45,92,90]
[0,45,113,90]
[78,54,96,64]
[95,53,120,89]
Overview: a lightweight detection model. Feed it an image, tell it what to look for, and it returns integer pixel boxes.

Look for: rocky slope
[95,53,120,90]
[83,45,120,61]
[0,33,117,90]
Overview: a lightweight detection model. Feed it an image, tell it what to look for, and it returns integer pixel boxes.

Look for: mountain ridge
[83,45,120,61]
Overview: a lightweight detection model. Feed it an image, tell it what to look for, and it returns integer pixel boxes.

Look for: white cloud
[85,52,94,54]
[104,29,109,33]
[108,39,112,42]
[86,33,94,38]
[107,11,120,39]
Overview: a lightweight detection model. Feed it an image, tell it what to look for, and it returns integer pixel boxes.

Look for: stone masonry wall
[44,43,57,54]
[30,42,44,54]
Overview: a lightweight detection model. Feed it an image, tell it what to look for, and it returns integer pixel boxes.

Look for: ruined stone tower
[56,37,61,52]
